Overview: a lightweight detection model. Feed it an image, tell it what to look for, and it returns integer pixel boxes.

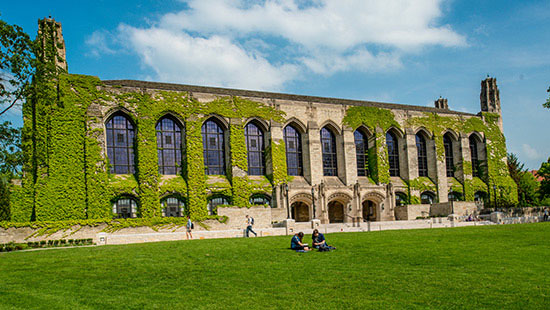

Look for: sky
[1,0,549,169]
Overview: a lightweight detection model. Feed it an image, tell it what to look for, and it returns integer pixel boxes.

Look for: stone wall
[395,204,431,220]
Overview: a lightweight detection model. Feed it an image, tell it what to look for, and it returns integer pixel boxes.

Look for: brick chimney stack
[434,97,449,110]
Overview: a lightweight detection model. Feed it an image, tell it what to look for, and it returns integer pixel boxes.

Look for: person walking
[245,215,257,237]
[186,216,193,240]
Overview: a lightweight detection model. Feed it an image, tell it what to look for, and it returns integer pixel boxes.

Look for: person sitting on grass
[291,232,310,252]
[312,229,335,251]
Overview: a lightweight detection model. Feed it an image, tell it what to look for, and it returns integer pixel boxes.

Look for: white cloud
[522,143,542,160]
[90,0,465,90]
[85,30,117,57]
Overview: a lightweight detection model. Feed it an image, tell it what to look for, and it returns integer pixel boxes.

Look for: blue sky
[1,0,549,169]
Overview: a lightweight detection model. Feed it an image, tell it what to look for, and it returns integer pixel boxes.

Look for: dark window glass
[448,192,462,202]
[470,136,479,177]
[386,132,400,177]
[321,127,338,176]
[284,125,303,176]
[162,197,185,217]
[202,119,226,175]
[444,134,454,177]
[249,194,271,207]
[156,116,183,175]
[395,192,407,206]
[416,134,428,177]
[207,195,230,215]
[113,198,137,219]
[421,192,435,204]
[245,122,265,175]
[354,130,369,177]
[106,113,135,174]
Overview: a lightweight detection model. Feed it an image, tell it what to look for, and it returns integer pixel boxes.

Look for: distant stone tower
[37,17,67,71]
[480,77,500,114]
[434,97,449,110]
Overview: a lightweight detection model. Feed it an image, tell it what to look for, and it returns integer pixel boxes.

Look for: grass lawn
[1,223,549,309]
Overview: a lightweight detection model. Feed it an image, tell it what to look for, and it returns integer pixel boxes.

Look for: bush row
[0,238,94,252]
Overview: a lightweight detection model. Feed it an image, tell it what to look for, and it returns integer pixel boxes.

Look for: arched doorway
[291,201,310,222]
[328,201,344,223]
[362,200,377,221]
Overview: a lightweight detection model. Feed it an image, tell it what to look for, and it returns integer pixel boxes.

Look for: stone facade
[7,19,518,229]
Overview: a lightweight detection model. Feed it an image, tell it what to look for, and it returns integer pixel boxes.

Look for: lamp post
[311,186,316,219]
[492,185,497,211]
[285,183,290,219]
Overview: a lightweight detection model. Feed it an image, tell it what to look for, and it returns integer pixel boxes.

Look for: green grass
[1,223,549,309]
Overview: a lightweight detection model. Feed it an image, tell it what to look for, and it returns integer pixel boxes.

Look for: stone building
[8,19,518,225]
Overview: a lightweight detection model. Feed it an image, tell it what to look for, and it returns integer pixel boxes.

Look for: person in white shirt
[245,215,257,237]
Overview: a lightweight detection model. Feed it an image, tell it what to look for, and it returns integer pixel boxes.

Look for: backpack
[251,217,255,225]
[191,223,194,229]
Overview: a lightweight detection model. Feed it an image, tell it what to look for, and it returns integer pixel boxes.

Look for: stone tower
[434,97,449,110]
[480,77,503,131]
[480,77,500,114]
[37,17,67,71]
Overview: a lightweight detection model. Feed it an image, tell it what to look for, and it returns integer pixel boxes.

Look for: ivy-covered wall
[12,72,287,222]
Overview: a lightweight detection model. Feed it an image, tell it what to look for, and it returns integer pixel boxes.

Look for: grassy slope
[1,223,549,309]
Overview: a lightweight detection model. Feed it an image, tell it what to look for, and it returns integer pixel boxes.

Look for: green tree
[538,158,550,202]
[507,153,540,207]
[0,16,35,116]
[545,86,550,109]
[0,121,21,220]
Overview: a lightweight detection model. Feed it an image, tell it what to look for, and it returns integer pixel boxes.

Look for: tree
[507,153,540,207]
[0,120,21,221]
[0,16,35,116]
[545,86,550,109]
[538,158,550,202]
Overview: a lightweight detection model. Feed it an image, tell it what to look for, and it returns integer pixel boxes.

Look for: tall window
[245,122,265,175]
[106,113,135,174]
[321,127,338,176]
[469,135,479,177]
[354,130,369,177]
[202,119,225,175]
[112,197,138,219]
[416,133,428,177]
[386,132,400,177]
[249,194,271,207]
[207,195,230,215]
[156,116,183,175]
[443,134,454,177]
[161,197,185,217]
[420,192,435,204]
[284,125,303,176]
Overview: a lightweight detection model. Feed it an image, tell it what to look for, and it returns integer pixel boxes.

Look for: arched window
[156,116,183,175]
[321,127,338,176]
[395,192,408,206]
[106,113,135,174]
[416,133,428,177]
[386,131,400,177]
[284,125,303,176]
[448,191,462,202]
[420,191,435,204]
[202,118,226,175]
[161,197,185,217]
[207,195,230,215]
[249,194,271,207]
[443,134,454,177]
[245,122,265,176]
[354,129,369,177]
[112,197,138,219]
[469,135,480,177]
